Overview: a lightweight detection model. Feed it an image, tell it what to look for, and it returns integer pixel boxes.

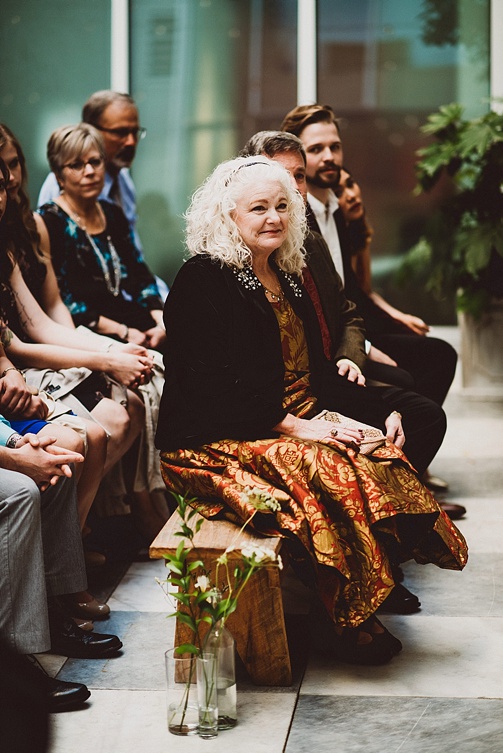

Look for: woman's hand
[144,325,166,351]
[274,414,363,447]
[0,370,47,419]
[368,345,398,367]
[113,342,150,357]
[104,351,154,388]
[126,326,150,347]
[385,411,405,448]
[395,312,430,336]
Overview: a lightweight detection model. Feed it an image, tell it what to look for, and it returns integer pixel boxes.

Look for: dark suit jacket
[306,203,411,339]
[155,255,391,452]
[303,230,366,370]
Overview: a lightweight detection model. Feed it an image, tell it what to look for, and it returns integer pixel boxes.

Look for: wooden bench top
[149,511,283,559]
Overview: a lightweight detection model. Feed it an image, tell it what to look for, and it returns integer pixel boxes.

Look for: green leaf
[164,562,183,575]
[421,103,464,136]
[171,593,191,606]
[175,540,188,561]
[175,644,199,655]
[458,119,503,158]
[176,612,198,630]
[187,560,206,573]
[195,518,205,534]
[459,224,495,274]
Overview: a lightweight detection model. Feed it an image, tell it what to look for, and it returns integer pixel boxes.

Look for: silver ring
[330,429,338,438]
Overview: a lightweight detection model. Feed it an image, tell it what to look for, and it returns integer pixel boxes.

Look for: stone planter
[458,299,503,399]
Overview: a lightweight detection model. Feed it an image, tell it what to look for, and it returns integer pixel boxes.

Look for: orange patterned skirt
[160,436,467,627]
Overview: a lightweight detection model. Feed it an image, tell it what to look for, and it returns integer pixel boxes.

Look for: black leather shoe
[439,501,467,521]
[377,583,421,614]
[26,654,90,711]
[49,616,123,659]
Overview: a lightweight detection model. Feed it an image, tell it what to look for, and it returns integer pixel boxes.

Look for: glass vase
[197,652,218,739]
[204,621,237,729]
[164,649,199,736]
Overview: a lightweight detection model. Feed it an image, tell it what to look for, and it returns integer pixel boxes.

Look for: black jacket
[155,255,390,452]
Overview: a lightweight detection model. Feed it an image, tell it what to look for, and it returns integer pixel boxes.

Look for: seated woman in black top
[37,123,166,353]
[155,156,467,666]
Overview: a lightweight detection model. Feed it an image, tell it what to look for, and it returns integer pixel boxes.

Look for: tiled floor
[42,327,503,752]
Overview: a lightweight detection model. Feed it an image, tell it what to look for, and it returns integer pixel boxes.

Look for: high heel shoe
[332,625,395,665]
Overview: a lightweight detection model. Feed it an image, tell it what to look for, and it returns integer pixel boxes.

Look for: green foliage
[402,102,503,317]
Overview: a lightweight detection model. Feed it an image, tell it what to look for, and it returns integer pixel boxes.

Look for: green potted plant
[402,102,503,394]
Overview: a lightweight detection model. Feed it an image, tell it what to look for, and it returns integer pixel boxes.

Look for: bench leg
[174,566,292,687]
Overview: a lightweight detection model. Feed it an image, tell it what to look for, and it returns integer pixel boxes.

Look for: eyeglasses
[62,157,105,174]
[95,125,147,141]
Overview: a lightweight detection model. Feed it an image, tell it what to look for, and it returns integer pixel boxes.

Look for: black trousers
[367,334,457,408]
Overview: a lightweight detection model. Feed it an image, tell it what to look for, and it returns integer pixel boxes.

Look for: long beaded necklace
[61,196,122,297]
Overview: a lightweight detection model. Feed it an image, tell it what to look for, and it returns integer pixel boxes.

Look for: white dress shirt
[308,190,345,284]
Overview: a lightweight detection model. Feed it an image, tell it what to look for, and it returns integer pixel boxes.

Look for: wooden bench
[150,512,292,686]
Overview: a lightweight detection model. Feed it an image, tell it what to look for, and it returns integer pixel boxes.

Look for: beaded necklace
[85,232,122,297]
[60,197,121,297]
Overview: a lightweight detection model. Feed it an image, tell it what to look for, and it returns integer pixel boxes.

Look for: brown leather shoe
[439,501,466,520]
[424,473,449,493]
[61,592,110,620]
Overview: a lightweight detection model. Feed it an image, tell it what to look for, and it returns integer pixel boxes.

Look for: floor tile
[49,689,297,753]
[427,458,503,498]
[57,612,172,690]
[399,552,503,616]
[286,695,503,753]
[107,559,169,612]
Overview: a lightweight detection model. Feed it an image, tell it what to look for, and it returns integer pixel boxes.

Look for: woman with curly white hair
[156,156,467,667]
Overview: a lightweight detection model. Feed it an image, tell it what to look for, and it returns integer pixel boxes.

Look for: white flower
[195,574,211,592]
[240,486,281,513]
[241,544,277,564]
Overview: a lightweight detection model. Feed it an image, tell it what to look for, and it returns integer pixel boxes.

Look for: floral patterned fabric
[161,437,467,627]
[160,298,468,627]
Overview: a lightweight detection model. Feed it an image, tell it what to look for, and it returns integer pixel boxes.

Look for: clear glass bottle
[205,621,237,729]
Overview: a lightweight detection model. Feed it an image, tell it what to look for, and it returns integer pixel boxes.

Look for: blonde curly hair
[185,156,307,275]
